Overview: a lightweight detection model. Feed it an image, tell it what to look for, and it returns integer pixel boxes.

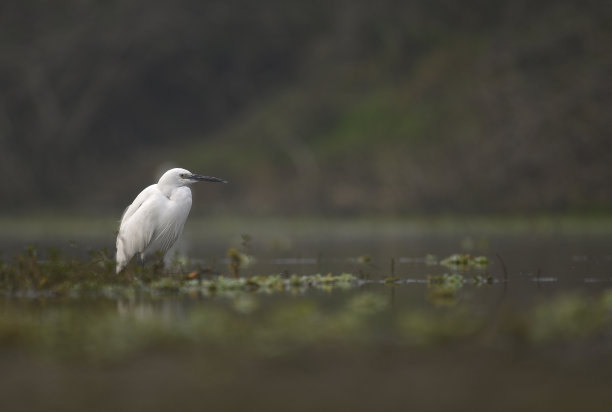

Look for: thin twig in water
[496,253,509,298]
[496,253,508,283]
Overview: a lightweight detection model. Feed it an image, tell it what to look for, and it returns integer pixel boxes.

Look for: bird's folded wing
[116,185,161,261]
[119,185,158,225]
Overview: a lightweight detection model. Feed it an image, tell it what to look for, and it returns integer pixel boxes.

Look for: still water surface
[1,228,612,411]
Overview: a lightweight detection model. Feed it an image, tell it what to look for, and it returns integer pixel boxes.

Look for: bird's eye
[180,173,187,178]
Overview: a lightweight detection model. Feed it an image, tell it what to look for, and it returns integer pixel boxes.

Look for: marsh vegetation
[1,224,612,411]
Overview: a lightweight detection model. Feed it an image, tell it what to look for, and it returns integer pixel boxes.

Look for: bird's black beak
[188,174,228,183]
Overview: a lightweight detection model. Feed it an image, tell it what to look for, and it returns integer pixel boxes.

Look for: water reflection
[1,232,612,357]
[116,299,185,322]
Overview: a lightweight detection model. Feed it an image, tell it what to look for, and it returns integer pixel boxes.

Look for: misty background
[1,0,610,217]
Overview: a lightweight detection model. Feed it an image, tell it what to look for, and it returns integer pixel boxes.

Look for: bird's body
[116,168,226,273]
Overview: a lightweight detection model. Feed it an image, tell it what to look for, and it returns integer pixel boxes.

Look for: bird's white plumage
[115,168,225,273]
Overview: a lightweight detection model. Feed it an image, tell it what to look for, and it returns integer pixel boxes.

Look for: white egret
[115,168,227,273]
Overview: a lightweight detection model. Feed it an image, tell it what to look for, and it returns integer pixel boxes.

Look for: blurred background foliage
[0,0,610,216]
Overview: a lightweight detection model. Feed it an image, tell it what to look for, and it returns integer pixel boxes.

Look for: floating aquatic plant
[384,276,400,284]
[427,273,466,287]
[0,248,361,299]
[426,274,466,306]
[472,274,494,285]
[440,254,489,269]
[425,254,437,266]
[2,248,612,363]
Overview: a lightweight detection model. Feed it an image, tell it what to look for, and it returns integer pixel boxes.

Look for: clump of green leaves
[426,274,466,306]
[472,274,493,285]
[227,238,255,278]
[355,253,376,279]
[2,248,612,363]
[0,247,364,299]
[440,254,489,269]
[384,276,400,283]
[227,247,243,278]
[357,254,372,265]
[190,273,360,296]
[427,273,465,287]
[0,247,121,295]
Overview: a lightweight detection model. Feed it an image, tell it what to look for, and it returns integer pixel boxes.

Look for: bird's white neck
[158,183,191,200]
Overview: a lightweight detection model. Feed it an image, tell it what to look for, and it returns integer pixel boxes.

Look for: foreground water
[1,220,612,411]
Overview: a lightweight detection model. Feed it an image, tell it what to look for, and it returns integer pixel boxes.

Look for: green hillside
[1,0,610,215]
[170,4,611,215]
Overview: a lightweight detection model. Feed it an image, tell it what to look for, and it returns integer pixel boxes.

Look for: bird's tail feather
[116,235,130,273]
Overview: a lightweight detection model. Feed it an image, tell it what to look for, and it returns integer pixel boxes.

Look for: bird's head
[159,168,228,188]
